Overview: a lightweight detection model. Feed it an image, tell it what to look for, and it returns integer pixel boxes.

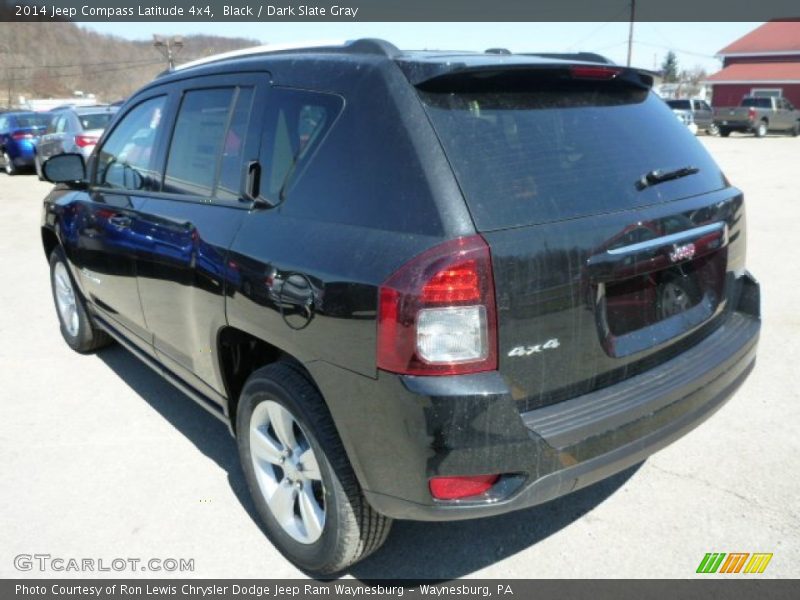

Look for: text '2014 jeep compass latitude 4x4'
[40,39,760,574]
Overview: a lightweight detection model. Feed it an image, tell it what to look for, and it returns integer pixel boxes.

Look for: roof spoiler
[406,62,655,92]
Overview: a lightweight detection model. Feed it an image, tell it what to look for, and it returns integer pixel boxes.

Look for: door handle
[586,222,728,283]
[108,215,132,229]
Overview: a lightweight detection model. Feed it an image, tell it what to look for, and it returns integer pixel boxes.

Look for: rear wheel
[2,151,16,175]
[236,363,391,574]
[755,120,768,138]
[49,247,112,353]
[719,127,731,137]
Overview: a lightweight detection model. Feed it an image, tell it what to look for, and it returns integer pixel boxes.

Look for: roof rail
[170,38,400,74]
[173,39,347,72]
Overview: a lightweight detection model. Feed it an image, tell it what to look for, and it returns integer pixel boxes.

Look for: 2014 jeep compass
[40,39,760,574]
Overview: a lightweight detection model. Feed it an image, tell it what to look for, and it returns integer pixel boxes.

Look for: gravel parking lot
[1,135,798,579]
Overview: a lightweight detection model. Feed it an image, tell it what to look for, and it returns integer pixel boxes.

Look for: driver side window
[95,96,166,191]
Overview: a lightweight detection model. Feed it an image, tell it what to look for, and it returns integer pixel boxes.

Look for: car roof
[74,106,118,115]
[156,38,618,82]
[139,38,651,98]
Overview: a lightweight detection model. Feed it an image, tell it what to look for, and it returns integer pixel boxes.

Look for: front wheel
[49,247,112,353]
[755,121,768,137]
[236,363,392,574]
[707,123,720,136]
[791,122,800,137]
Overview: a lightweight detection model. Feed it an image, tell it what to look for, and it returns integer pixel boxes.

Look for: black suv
[40,39,760,574]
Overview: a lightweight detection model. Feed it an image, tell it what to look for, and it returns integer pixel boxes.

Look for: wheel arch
[216,326,318,433]
[41,226,60,260]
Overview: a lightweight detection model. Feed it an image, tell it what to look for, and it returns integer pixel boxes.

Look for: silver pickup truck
[714,96,800,137]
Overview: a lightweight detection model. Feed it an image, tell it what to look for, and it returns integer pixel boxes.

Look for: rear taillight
[377,235,497,376]
[75,135,98,148]
[11,131,33,141]
[430,475,500,500]
[569,65,622,80]
[748,107,757,121]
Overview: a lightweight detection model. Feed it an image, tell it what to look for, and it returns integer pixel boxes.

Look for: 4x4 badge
[508,339,560,357]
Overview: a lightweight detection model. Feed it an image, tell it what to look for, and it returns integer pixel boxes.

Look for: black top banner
[2,0,800,22]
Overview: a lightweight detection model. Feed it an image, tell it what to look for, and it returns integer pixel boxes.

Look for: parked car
[666,98,717,135]
[39,40,760,574]
[713,96,800,137]
[0,111,49,174]
[35,105,118,179]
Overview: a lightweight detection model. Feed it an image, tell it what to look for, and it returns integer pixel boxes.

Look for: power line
[565,5,629,52]
[1,60,163,83]
[633,40,717,60]
[6,58,165,71]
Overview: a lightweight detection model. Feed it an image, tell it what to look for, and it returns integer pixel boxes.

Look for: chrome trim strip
[606,222,726,256]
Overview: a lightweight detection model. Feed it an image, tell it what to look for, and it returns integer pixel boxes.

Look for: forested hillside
[0,22,259,106]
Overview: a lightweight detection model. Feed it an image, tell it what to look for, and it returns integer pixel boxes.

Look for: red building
[707,21,800,107]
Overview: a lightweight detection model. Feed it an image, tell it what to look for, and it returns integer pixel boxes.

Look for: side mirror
[42,153,86,185]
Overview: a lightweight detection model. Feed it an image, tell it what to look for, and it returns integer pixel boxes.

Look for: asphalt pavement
[0,134,797,579]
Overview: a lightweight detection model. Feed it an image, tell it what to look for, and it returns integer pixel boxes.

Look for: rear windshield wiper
[636,166,699,190]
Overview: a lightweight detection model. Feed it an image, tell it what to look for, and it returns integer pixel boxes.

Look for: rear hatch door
[415,62,744,410]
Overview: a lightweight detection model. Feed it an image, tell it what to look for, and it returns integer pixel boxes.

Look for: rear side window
[163,86,255,200]
[216,87,254,201]
[164,88,235,197]
[257,88,342,204]
[420,82,725,230]
[95,96,166,191]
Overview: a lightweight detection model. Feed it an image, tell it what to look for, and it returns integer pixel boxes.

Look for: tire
[3,151,16,175]
[792,122,800,137]
[755,120,768,138]
[707,123,720,136]
[49,247,112,353]
[719,127,731,137]
[656,271,701,321]
[236,363,392,575]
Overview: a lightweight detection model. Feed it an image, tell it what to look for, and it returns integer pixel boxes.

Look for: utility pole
[626,0,636,67]
[153,35,184,70]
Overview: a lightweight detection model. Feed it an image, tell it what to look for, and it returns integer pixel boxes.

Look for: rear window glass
[420,82,725,230]
[741,98,772,108]
[14,114,50,129]
[78,113,114,131]
[666,100,690,110]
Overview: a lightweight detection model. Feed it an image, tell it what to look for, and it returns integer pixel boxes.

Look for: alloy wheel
[53,262,79,337]
[249,400,326,544]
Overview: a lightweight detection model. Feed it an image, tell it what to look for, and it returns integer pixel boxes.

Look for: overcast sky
[80,22,761,73]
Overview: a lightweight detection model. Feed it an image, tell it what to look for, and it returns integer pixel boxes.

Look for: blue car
[0,111,51,175]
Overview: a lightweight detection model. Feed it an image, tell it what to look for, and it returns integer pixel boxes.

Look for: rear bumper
[10,142,36,164]
[715,119,755,131]
[308,273,760,521]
